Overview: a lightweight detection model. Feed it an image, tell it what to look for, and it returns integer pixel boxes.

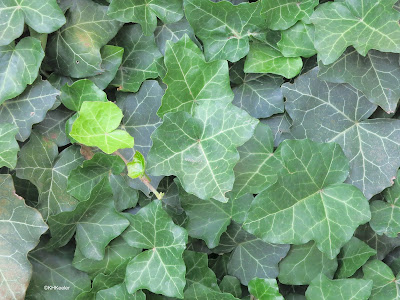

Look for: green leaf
[0,0,65,46]
[97,284,146,300]
[244,139,371,258]
[15,133,84,219]
[0,37,44,105]
[384,247,400,275]
[248,278,283,300]
[318,49,400,113]
[127,151,145,179]
[110,173,139,211]
[47,178,129,260]
[184,282,239,300]
[46,0,122,78]
[108,0,183,36]
[219,276,242,298]
[277,21,316,58]
[283,67,400,199]
[184,0,265,62]
[261,113,292,147]
[0,123,19,168]
[70,101,134,154]
[0,175,48,300]
[261,0,318,30]
[278,241,338,285]
[27,239,91,300]
[60,79,107,111]
[75,273,122,300]
[231,123,283,199]
[147,102,258,202]
[363,260,400,300]
[305,274,372,300]
[310,0,400,65]
[111,24,162,92]
[158,35,233,117]
[122,200,188,298]
[336,237,376,279]
[184,250,219,291]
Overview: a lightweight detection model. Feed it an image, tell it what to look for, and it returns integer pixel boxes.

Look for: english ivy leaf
[16,133,84,219]
[305,274,372,300]
[60,79,107,111]
[158,35,233,117]
[27,239,91,300]
[0,37,44,105]
[336,237,376,279]
[262,0,318,30]
[46,0,122,78]
[0,175,48,300]
[363,260,400,300]
[318,49,400,113]
[184,250,219,291]
[384,247,400,275]
[310,0,400,65]
[184,282,239,300]
[147,102,258,202]
[97,284,145,300]
[0,123,19,169]
[0,0,65,46]
[122,200,188,298]
[0,79,59,141]
[231,123,283,199]
[127,151,145,179]
[70,101,134,154]
[219,276,242,298]
[184,0,265,62]
[248,278,283,300]
[283,67,400,199]
[278,242,338,285]
[244,139,371,258]
[277,21,316,58]
[47,178,129,260]
[111,24,162,92]
[108,0,183,36]
[110,174,139,211]
[76,273,121,300]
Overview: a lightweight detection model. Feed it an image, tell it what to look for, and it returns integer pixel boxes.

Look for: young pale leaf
[0,123,19,168]
[305,274,372,300]
[70,101,134,154]
[277,21,316,58]
[147,102,258,202]
[318,49,400,113]
[244,139,371,259]
[248,278,283,300]
[108,0,183,36]
[158,35,233,117]
[47,178,129,260]
[127,151,145,179]
[0,175,48,300]
[310,0,400,65]
[184,0,265,62]
[122,200,188,298]
[0,37,44,105]
[283,67,400,199]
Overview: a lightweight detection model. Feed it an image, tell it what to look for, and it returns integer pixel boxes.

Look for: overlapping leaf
[277,21,316,58]
[248,278,283,300]
[0,123,19,168]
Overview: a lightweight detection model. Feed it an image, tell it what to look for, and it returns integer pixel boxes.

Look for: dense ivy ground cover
[2,0,400,299]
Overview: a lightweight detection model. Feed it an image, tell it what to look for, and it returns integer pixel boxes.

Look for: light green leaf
[184,282,239,300]
[158,35,233,117]
[0,37,44,105]
[108,0,183,36]
[122,200,188,298]
[363,260,400,300]
[0,0,65,46]
[184,250,219,291]
[310,0,400,64]
[111,24,162,92]
[96,284,145,300]
[0,123,19,168]
[318,49,400,113]
[46,0,122,78]
[147,102,258,202]
[244,139,371,258]
[278,241,338,285]
[70,101,134,154]
[219,276,242,298]
[184,0,265,62]
[262,0,318,30]
[47,178,129,260]
[0,175,48,300]
[127,151,145,179]
[336,237,376,279]
[16,133,84,219]
[248,278,283,300]
[305,274,372,300]
[283,67,400,199]
[60,79,107,111]
[277,21,316,58]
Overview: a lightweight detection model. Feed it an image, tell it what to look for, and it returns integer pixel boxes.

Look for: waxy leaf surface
[0,123,19,168]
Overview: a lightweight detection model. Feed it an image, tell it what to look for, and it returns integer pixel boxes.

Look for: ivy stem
[250,295,255,300]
